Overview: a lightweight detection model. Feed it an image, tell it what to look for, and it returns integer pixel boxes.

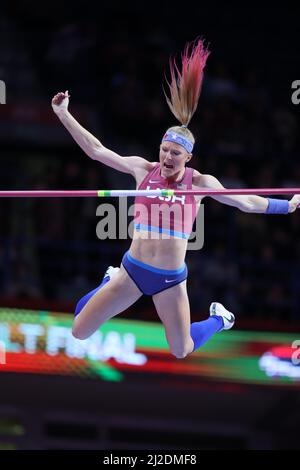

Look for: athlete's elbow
[240,202,253,213]
[90,144,103,160]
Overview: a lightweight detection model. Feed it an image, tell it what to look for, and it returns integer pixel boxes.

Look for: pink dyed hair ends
[164,38,210,127]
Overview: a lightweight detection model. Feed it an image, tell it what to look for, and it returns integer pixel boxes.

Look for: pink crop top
[134,163,198,239]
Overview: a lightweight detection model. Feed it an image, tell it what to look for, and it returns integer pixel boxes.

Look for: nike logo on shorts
[165,279,176,283]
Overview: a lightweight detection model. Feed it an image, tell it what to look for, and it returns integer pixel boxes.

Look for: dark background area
[0,0,300,450]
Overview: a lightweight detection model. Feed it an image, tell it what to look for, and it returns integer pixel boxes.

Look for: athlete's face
[159,142,192,180]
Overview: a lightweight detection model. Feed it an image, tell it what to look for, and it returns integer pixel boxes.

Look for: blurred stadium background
[0,1,300,450]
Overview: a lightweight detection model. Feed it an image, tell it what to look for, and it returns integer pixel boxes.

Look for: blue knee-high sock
[74,276,110,317]
[190,315,224,351]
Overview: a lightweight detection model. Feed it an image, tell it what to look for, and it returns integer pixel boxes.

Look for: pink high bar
[0,188,299,197]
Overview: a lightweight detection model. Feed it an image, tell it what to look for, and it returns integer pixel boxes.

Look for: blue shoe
[209,302,235,330]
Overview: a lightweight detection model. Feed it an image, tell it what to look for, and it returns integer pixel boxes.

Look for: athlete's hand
[288,195,300,213]
[51,90,70,115]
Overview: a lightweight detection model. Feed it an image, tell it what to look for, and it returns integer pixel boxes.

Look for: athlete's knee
[173,351,188,359]
[169,337,194,359]
[170,345,190,359]
[72,320,89,341]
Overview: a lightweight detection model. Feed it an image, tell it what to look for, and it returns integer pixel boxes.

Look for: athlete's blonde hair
[164,38,210,138]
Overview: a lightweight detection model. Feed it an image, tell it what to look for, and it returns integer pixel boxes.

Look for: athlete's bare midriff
[129,233,188,270]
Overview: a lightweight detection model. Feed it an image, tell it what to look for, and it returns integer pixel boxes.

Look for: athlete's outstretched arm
[51,91,152,175]
[195,173,299,214]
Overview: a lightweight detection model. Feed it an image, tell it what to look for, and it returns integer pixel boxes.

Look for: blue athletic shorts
[122,251,188,296]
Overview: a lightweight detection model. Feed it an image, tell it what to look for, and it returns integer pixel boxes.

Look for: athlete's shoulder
[132,159,158,187]
[191,169,203,187]
[125,157,156,174]
[143,160,158,174]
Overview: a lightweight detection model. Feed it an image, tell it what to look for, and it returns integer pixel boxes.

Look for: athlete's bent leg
[152,281,194,359]
[72,265,142,340]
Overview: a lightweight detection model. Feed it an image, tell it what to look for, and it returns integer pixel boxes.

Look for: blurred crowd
[0,4,300,324]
